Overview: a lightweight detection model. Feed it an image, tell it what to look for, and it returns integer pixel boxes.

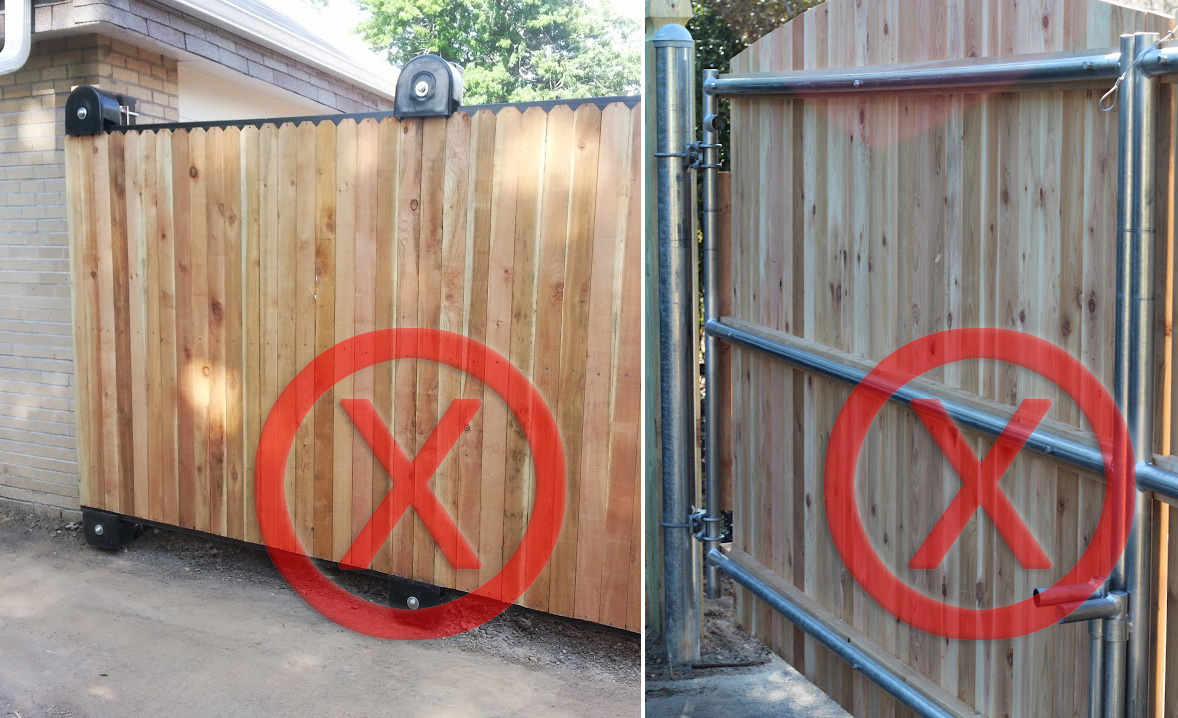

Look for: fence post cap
[653,24,693,48]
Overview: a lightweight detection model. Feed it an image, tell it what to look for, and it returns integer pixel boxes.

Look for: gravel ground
[645,574,774,681]
[645,571,847,718]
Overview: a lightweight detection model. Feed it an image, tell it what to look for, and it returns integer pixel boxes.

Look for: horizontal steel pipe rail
[707,548,955,718]
[705,317,1178,506]
[1136,461,1178,498]
[706,48,1122,96]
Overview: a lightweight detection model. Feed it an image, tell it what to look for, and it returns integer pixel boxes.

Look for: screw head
[414,80,430,98]
[406,596,420,609]
[93,523,104,536]
[76,106,89,120]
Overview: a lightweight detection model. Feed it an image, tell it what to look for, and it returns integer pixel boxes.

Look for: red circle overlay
[824,329,1134,640]
[254,329,565,640]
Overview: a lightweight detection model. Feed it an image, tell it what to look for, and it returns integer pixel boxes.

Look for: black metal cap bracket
[65,85,138,136]
[393,55,464,119]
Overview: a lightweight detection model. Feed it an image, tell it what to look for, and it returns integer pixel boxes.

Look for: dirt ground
[645,574,848,718]
[644,574,774,681]
[0,505,640,718]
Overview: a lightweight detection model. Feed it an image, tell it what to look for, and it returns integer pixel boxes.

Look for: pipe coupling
[1105,617,1130,643]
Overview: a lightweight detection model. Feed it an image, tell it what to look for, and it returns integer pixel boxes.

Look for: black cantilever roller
[393,54,464,119]
[65,85,137,136]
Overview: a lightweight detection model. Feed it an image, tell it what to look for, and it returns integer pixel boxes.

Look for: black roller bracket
[393,54,464,119]
[65,85,138,136]
[387,574,460,610]
[82,508,144,550]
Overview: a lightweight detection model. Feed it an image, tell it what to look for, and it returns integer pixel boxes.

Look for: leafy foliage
[357,0,640,104]
[687,0,819,169]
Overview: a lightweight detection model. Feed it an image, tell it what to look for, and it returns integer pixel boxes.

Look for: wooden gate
[65,99,641,631]
[723,0,1178,714]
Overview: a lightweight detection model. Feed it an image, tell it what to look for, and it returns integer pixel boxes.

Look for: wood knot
[189,166,199,178]
[410,199,419,211]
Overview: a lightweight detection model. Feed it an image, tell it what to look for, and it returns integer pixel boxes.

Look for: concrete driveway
[0,506,640,718]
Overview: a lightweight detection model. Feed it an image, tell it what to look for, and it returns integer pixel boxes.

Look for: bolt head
[93,524,104,536]
[76,106,89,120]
[414,80,430,98]
[406,596,420,609]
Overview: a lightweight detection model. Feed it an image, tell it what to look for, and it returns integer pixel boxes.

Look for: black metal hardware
[393,54,464,119]
[81,508,144,550]
[65,86,138,136]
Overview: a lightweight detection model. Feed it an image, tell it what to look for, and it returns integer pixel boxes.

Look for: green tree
[688,0,818,170]
[357,0,640,104]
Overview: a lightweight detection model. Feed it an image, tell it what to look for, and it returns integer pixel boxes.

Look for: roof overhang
[162,0,397,102]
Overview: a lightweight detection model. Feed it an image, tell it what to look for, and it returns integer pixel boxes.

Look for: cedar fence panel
[725,0,1178,715]
[65,101,642,632]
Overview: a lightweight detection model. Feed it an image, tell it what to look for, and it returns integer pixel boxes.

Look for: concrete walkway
[0,508,639,718]
[645,654,850,718]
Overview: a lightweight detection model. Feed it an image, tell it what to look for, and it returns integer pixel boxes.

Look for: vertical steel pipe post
[1090,619,1106,718]
[1110,31,1159,718]
[701,69,723,600]
[655,23,701,664]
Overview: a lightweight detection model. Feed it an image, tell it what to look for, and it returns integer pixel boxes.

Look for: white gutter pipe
[0,0,33,76]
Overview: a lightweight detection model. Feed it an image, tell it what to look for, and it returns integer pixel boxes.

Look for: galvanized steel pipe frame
[705,318,1178,505]
[1111,31,1160,718]
[705,47,1123,97]
[696,31,1178,717]
[700,69,724,601]
[707,548,955,718]
[654,24,701,666]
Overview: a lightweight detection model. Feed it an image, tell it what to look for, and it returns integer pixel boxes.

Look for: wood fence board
[454,111,494,595]
[504,108,544,606]
[524,105,573,611]
[67,101,641,630]
[436,112,472,591]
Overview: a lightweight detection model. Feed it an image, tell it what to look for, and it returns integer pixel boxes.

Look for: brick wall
[0,0,393,515]
[0,35,177,515]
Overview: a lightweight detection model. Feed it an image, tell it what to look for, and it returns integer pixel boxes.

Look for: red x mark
[338,398,482,571]
[908,398,1052,571]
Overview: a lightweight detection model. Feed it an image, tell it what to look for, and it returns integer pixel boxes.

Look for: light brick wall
[0,0,393,514]
[0,35,177,513]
